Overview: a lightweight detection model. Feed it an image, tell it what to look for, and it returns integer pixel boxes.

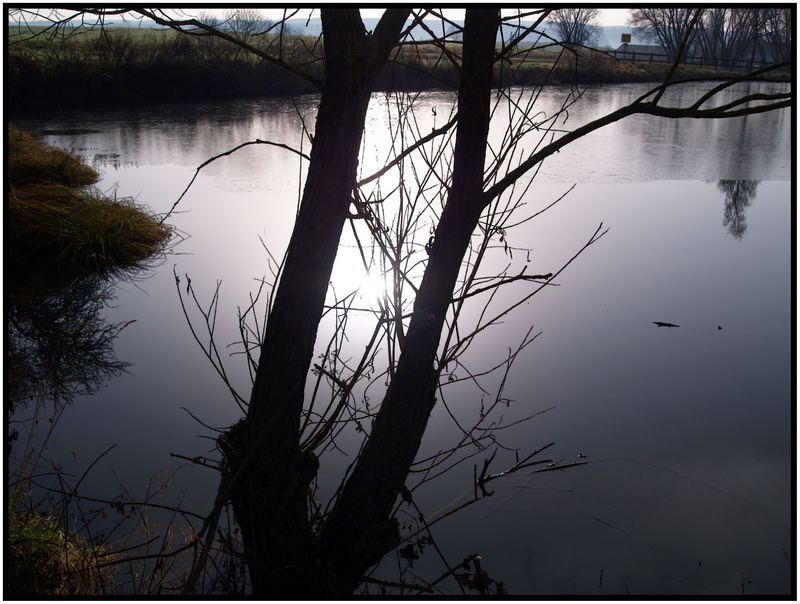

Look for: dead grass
[7,491,115,596]
[8,127,172,296]
[9,126,98,186]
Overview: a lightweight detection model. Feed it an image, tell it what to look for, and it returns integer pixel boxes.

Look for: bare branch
[161,139,310,224]
[130,8,324,89]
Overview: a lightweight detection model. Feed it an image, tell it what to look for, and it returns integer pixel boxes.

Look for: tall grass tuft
[8,127,172,296]
[7,129,179,595]
[7,490,115,596]
[8,126,98,187]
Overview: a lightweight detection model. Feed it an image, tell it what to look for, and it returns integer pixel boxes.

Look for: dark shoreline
[9,51,741,114]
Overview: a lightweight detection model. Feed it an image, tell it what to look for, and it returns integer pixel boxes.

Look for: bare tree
[7,6,792,597]
[222,9,270,58]
[718,179,759,239]
[628,7,700,58]
[550,8,600,49]
[695,9,751,64]
[763,7,793,63]
[694,8,793,67]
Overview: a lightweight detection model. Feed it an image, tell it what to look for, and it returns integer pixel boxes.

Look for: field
[8,24,758,111]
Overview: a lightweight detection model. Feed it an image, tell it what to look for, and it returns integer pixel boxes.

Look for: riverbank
[7,127,172,299]
[7,489,114,596]
[7,25,756,112]
[7,127,175,595]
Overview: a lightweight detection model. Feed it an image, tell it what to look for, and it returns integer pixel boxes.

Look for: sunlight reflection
[358,270,388,302]
[329,246,389,309]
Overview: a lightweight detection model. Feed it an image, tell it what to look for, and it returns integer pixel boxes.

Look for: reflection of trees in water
[717,179,759,239]
[7,277,130,414]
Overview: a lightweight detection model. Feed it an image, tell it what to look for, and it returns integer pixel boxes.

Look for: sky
[595,9,631,27]
[10,7,634,28]
[363,8,633,26]
[163,7,633,28]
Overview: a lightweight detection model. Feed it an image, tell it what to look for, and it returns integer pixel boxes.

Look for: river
[9,81,792,595]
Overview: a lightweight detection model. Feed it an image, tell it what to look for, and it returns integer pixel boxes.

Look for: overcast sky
[595,9,631,27]
[10,7,634,29]
[361,8,631,26]
[171,7,632,27]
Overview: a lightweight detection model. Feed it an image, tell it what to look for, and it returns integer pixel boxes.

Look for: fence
[611,49,774,71]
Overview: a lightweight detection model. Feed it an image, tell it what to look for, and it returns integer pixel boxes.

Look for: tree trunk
[220,9,410,596]
[321,9,501,594]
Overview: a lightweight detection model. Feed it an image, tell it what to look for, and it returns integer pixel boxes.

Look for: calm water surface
[10,82,792,595]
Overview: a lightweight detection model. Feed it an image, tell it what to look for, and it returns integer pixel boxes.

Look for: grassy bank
[7,25,321,110]
[7,490,114,596]
[7,127,172,298]
[7,128,174,595]
[7,25,759,111]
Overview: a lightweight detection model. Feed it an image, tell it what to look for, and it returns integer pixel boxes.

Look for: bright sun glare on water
[355,271,388,303]
[330,248,389,306]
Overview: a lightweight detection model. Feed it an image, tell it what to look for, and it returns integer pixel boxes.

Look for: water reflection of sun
[356,271,388,302]
[330,248,388,307]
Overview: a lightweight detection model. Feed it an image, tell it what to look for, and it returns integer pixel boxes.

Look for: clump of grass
[7,490,114,596]
[8,127,172,296]
[9,126,98,187]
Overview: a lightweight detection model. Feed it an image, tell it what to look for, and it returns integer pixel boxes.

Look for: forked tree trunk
[321,9,501,594]
[221,9,409,596]
[225,8,501,596]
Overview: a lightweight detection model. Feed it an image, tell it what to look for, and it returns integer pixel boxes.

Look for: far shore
[8,26,764,113]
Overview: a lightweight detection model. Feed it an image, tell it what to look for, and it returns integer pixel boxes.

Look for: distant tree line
[6,11,322,109]
[8,7,790,112]
[547,7,792,65]
[629,8,792,64]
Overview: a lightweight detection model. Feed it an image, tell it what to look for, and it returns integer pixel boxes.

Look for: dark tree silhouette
[718,179,760,239]
[695,9,752,64]
[550,8,599,49]
[7,277,130,413]
[628,8,700,57]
